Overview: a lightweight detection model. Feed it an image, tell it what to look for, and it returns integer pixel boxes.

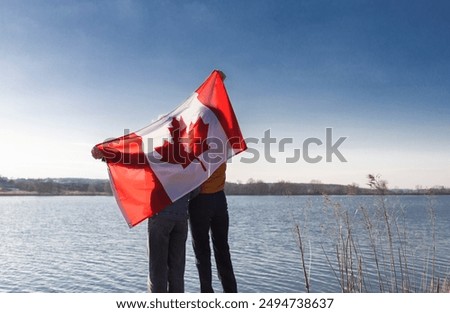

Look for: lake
[0,195,449,293]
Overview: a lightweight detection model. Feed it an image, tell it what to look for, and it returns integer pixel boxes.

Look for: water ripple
[1,195,449,293]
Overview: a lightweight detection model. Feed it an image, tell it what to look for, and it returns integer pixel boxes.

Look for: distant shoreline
[1,177,449,196]
[1,192,450,197]
[0,192,112,197]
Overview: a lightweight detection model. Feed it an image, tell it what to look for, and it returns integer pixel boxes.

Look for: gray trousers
[148,216,188,292]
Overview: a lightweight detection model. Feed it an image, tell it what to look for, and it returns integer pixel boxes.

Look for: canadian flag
[95,70,247,227]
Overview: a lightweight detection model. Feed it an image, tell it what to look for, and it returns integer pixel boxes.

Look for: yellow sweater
[200,163,226,194]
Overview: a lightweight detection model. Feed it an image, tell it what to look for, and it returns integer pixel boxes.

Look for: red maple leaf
[154,116,209,171]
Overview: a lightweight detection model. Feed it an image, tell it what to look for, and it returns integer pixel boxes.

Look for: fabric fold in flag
[95,70,247,227]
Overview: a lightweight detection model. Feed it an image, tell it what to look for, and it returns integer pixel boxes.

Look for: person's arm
[91,146,103,159]
[91,145,108,162]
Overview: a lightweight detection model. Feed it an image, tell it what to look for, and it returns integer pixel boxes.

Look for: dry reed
[295,174,449,293]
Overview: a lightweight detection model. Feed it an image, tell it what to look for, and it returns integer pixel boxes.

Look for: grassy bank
[294,175,449,293]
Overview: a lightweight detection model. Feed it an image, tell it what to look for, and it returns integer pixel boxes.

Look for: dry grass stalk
[294,174,449,293]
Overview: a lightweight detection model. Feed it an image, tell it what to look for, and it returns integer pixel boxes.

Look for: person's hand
[91,146,103,159]
[217,70,226,81]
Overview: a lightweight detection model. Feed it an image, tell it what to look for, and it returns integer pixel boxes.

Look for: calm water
[0,195,449,293]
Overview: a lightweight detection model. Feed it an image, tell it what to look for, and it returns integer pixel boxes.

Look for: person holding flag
[91,70,246,292]
[146,186,199,292]
[92,146,201,292]
[189,162,238,293]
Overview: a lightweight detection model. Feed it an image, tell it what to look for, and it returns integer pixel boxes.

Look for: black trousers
[188,190,237,293]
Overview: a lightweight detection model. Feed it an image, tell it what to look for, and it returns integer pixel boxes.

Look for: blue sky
[1,0,449,188]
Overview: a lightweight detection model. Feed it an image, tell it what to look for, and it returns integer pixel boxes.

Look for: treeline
[0,176,112,195]
[224,180,450,196]
[1,175,449,196]
[224,180,369,195]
